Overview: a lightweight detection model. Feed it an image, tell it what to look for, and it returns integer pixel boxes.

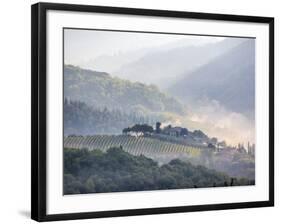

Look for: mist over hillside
[64,31,255,145]
[67,32,225,80]
[63,30,256,195]
[169,39,255,117]
[112,38,245,88]
[92,37,224,73]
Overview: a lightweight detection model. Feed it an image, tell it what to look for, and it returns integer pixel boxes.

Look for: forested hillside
[64,99,163,135]
[64,65,184,115]
[64,147,253,194]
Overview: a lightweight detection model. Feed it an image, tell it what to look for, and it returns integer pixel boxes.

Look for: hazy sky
[64,29,225,67]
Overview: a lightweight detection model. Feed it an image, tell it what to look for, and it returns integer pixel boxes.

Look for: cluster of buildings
[123,122,255,155]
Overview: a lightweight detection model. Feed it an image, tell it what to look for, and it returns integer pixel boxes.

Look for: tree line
[64,147,254,194]
[64,99,160,136]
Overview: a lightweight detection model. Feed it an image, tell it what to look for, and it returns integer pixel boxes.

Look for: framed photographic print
[31,2,274,222]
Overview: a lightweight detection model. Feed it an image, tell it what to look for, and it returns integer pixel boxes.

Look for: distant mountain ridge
[169,39,255,116]
[113,38,245,88]
[64,65,184,115]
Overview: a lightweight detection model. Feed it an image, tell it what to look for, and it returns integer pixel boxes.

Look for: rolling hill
[113,38,245,88]
[64,65,184,115]
[64,135,255,180]
[169,39,255,116]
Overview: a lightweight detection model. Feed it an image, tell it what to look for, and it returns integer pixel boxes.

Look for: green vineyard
[64,135,203,157]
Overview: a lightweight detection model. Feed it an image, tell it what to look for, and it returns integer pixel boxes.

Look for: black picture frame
[31,2,274,222]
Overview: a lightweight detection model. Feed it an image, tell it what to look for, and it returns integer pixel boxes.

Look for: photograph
[63,28,256,195]
[30,2,274,221]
